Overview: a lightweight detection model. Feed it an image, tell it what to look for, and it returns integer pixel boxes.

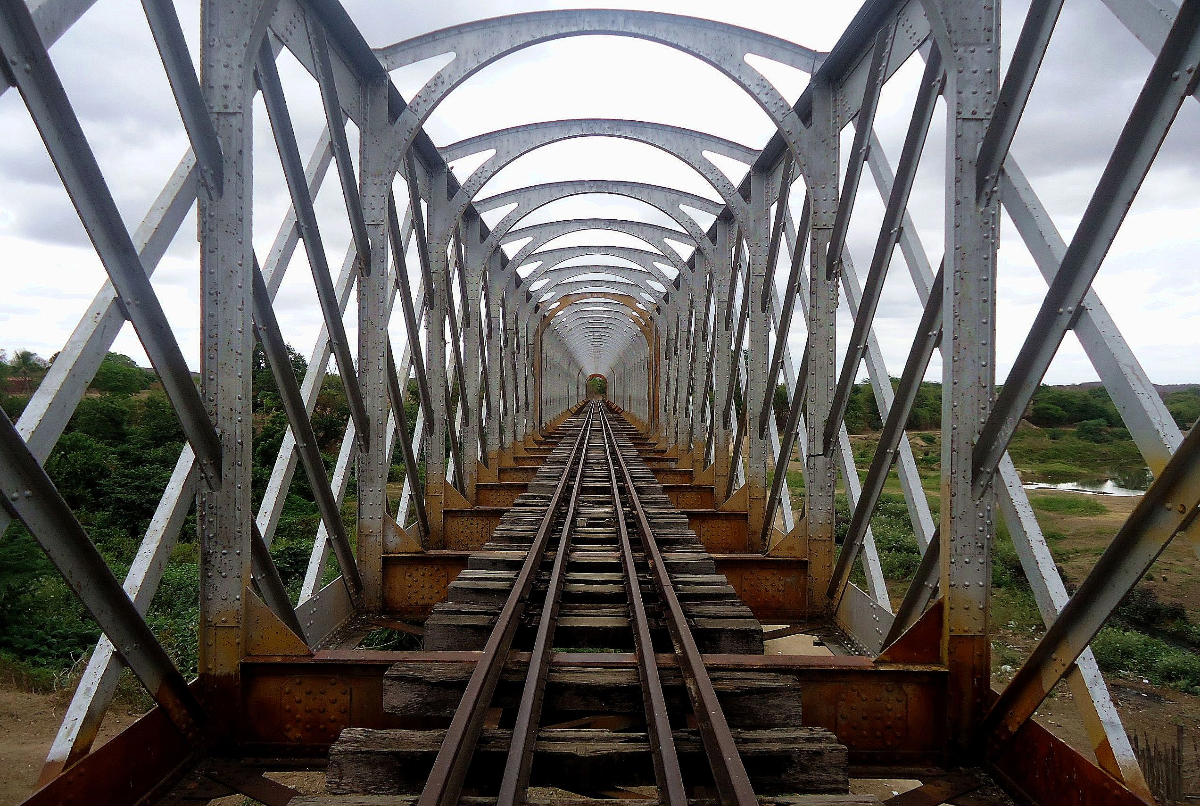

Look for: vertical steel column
[656,304,669,435]
[690,260,712,465]
[485,257,505,462]
[533,319,545,431]
[503,289,520,452]
[746,168,771,547]
[522,322,534,439]
[424,165,451,545]
[806,78,839,610]
[938,0,1000,756]
[197,0,260,700]
[357,76,390,611]
[710,219,734,493]
[460,214,484,501]
[671,293,691,451]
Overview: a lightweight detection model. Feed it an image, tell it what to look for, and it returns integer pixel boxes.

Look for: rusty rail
[599,403,758,806]
[496,405,596,805]
[418,401,758,804]
[416,402,596,806]
[599,404,689,804]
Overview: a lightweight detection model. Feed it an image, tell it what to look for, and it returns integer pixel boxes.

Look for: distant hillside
[772,379,1200,435]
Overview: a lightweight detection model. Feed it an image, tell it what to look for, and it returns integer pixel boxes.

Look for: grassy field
[783,422,1200,699]
[775,421,1200,780]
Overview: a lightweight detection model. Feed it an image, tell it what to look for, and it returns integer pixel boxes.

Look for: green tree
[9,349,47,379]
[92,352,152,395]
[1030,401,1067,426]
[845,383,881,433]
[69,395,130,442]
[1164,388,1200,429]
[252,341,307,412]
[772,383,789,432]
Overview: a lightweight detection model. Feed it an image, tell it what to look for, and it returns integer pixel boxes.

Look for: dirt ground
[0,684,139,803]
[1018,669,1200,793]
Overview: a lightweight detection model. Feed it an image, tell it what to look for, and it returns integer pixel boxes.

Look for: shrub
[1030,402,1067,427]
[1091,628,1200,694]
[1075,418,1112,443]
[69,395,129,442]
[91,353,152,395]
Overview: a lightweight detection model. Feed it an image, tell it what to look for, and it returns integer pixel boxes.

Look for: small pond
[1022,468,1152,497]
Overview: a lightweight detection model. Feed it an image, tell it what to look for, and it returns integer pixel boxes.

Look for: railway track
[314,401,858,805]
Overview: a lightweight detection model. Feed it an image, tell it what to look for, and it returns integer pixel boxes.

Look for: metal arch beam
[474,181,723,270]
[554,309,651,339]
[557,320,640,348]
[542,293,655,335]
[556,317,641,348]
[375,10,822,172]
[432,119,758,250]
[541,293,657,323]
[535,287,665,316]
[530,279,667,311]
[534,290,656,415]
[514,245,675,291]
[503,217,696,275]
[558,331,639,359]
[524,264,671,303]
[555,314,646,370]
[558,320,640,346]
[551,302,653,334]
[566,339,639,374]
[555,323,644,368]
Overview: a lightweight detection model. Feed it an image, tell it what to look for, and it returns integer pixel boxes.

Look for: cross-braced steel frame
[0,0,1197,803]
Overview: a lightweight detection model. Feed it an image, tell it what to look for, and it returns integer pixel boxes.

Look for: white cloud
[0,0,1195,387]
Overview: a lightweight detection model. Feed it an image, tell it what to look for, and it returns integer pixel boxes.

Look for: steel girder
[436,119,758,247]
[374,10,823,169]
[502,218,699,273]
[475,179,723,264]
[5,1,1198,803]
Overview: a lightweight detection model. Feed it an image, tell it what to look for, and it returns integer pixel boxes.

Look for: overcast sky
[0,0,1197,386]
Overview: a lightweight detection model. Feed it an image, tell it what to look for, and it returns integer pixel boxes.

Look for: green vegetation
[1007,423,1146,485]
[2,346,1198,702]
[808,378,1195,440]
[1084,584,1200,693]
[0,347,371,685]
[817,379,1200,695]
[836,492,926,582]
[1028,494,1108,516]
[1164,387,1200,430]
[1092,629,1200,694]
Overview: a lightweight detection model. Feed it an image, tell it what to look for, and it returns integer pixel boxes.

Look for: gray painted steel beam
[0,408,203,740]
[985,421,1200,747]
[140,0,224,196]
[0,0,223,488]
[251,261,365,602]
[973,4,1200,497]
[255,38,371,451]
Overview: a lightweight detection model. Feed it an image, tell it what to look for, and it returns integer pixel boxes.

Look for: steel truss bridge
[0,0,1197,803]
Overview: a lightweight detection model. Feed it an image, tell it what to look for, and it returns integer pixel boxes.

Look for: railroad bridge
[0,0,1197,803]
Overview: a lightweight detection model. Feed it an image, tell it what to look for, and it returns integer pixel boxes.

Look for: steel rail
[416,404,597,806]
[598,405,757,806]
[599,407,689,805]
[496,402,596,805]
